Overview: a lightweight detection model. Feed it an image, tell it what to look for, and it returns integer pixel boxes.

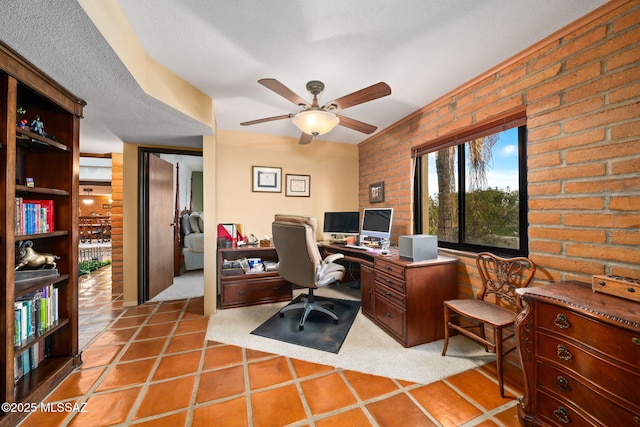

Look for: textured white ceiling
[0,0,609,153]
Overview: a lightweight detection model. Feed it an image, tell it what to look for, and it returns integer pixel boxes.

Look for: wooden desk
[217,246,292,308]
[322,243,458,347]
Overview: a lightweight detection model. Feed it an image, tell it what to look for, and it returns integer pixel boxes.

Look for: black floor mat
[250,294,361,354]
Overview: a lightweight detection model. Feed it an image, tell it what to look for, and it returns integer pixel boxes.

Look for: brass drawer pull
[553,314,570,329]
[557,345,573,361]
[633,337,640,346]
[555,376,571,392]
[553,406,570,424]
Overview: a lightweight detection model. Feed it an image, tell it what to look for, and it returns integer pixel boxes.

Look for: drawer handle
[385,279,393,284]
[385,266,393,271]
[633,337,640,346]
[628,287,636,293]
[237,290,246,295]
[271,287,280,291]
[555,376,571,392]
[385,312,393,318]
[553,314,570,329]
[557,345,573,361]
[634,415,640,425]
[385,291,392,296]
[553,407,570,424]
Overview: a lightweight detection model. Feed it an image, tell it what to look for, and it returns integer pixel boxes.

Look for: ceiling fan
[240,78,391,144]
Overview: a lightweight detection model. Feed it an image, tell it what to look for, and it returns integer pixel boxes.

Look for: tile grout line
[122,300,187,425]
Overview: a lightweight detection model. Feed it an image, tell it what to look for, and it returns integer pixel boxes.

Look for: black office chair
[272,214,345,330]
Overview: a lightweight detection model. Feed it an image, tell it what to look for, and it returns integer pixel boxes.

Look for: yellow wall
[216,130,359,240]
[122,130,359,311]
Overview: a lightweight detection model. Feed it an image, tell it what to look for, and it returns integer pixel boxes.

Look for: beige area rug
[206,283,495,385]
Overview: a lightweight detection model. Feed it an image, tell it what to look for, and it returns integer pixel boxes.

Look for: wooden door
[147,154,175,300]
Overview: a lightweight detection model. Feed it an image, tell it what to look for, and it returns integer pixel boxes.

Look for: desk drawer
[375,258,405,280]
[536,333,640,408]
[374,293,406,340]
[537,362,640,427]
[375,282,406,308]
[536,302,640,368]
[374,270,406,294]
[221,277,291,307]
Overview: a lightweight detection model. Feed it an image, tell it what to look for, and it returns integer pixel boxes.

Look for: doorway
[137,147,203,304]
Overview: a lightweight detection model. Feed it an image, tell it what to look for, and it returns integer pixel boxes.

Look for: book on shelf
[14,339,49,383]
[15,198,55,235]
[14,284,59,348]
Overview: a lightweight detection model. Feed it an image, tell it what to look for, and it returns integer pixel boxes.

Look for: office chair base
[279,295,339,331]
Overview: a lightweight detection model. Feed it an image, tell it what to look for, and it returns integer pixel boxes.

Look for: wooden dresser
[515,281,640,426]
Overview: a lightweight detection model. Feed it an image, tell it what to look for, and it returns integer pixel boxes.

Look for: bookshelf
[0,41,84,426]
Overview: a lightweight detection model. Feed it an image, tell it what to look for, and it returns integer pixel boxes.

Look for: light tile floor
[19,265,523,426]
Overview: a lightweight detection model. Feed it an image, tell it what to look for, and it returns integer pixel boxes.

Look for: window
[413,114,528,256]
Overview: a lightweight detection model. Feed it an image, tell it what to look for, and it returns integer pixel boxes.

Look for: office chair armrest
[323,253,344,265]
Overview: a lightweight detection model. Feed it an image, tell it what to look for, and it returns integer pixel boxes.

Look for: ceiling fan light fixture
[291,109,339,136]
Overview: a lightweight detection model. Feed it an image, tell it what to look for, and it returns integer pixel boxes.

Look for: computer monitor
[360,208,394,240]
[323,211,360,235]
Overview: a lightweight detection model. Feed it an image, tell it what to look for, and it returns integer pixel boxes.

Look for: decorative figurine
[15,240,59,270]
[30,115,44,135]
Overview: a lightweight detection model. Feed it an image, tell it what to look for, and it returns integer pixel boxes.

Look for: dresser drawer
[536,333,640,408]
[375,258,405,280]
[375,282,406,308]
[374,293,406,340]
[537,362,640,426]
[536,302,640,368]
[221,277,291,307]
[536,390,596,427]
[374,270,406,294]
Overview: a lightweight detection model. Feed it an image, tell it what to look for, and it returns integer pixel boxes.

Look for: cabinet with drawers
[515,281,640,426]
[372,255,457,347]
[217,246,292,308]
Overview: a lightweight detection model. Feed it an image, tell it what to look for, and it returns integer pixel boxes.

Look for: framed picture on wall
[252,166,282,192]
[285,174,310,197]
[369,181,385,203]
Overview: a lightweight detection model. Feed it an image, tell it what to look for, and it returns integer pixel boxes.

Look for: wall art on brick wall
[369,181,384,203]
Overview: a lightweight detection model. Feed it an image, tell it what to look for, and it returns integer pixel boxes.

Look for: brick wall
[110,153,123,293]
[359,0,640,293]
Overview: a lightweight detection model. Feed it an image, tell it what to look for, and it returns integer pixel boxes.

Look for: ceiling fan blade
[298,133,313,145]
[240,114,292,126]
[337,115,378,134]
[259,78,310,107]
[323,82,391,110]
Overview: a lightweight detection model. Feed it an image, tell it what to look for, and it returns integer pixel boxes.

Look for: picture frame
[252,166,282,192]
[285,174,310,197]
[369,181,385,203]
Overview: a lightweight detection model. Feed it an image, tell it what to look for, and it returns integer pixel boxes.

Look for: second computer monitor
[360,208,393,240]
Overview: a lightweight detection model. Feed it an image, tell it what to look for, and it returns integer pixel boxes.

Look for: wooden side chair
[441,252,536,397]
